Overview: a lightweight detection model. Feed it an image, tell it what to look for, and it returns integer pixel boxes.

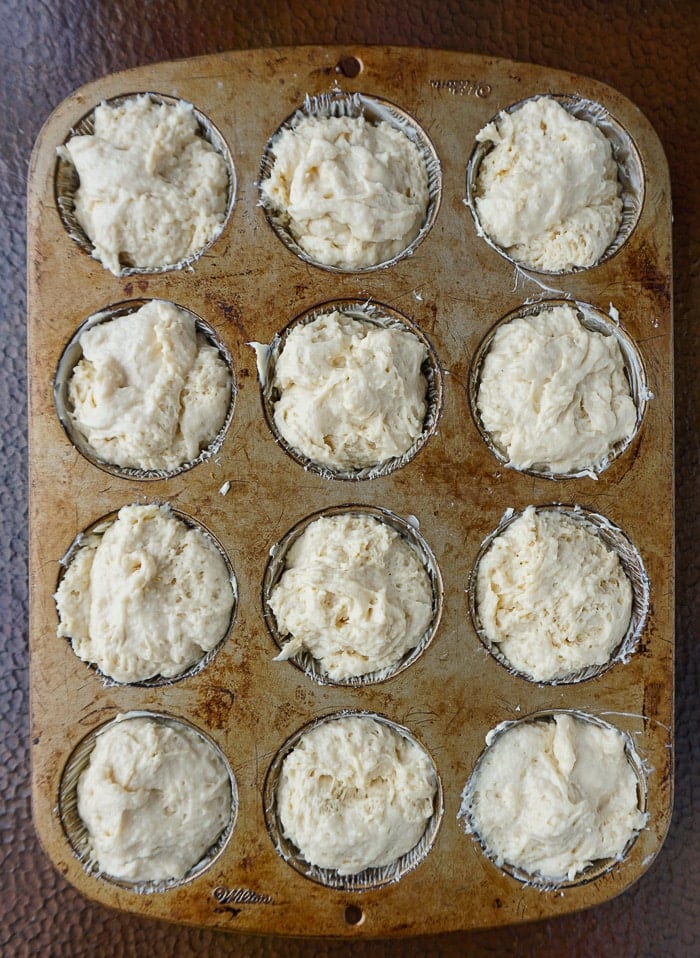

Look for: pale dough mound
[61,94,229,274]
[260,114,429,268]
[55,503,235,683]
[474,96,622,271]
[68,300,232,472]
[461,713,646,882]
[269,513,433,679]
[277,716,437,875]
[476,506,632,681]
[477,303,637,474]
[271,311,428,470]
[77,716,231,882]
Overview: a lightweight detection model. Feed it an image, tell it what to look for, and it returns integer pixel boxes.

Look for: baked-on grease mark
[122,280,149,296]
[213,905,241,918]
[212,886,274,905]
[198,686,235,730]
[430,79,492,98]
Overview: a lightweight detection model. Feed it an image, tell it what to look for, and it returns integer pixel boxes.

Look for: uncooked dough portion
[277,716,437,875]
[474,96,623,271]
[476,507,632,681]
[461,713,646,882]
[269,513,433,679]
[55,503,235,683]
[67,300,232,472]
[77,716,231,882]
[270,311,429,471]
[61,94,229,274]
[476,304,637,474]
[260,114,429,268]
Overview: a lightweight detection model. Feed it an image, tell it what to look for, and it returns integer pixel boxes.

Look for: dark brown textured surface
[4,1,698,955]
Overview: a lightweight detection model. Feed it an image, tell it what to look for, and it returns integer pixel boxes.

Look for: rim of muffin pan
[458,708,649,890]
[53,299,236,481]
[54,91,236,274]
[54,503,238,688]
[467,503,650,686]
[262,504,444,687]
[258,90,442,273]
[58,710,238,893]
[467,298,649,480]
[257,298,444,481]
[465,93,646,274]
[262,709,444,892]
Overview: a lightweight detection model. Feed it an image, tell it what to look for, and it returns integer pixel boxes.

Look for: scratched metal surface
[27,46,673,938]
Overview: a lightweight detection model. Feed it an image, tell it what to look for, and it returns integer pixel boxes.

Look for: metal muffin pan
[28,46,673,938]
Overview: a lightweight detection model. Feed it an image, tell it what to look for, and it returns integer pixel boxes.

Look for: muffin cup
[465,93,645,274]
[467,503,650,685]
[53,299,236,481]
[257,298,443,480]
[58,710,238,893]
[55,92,236,274]
[467,298,649,480]
[55,503,238,687]
[262,504,444,686]
[258,91,442,273]
[458,708,648,889]
[263,709,444,891]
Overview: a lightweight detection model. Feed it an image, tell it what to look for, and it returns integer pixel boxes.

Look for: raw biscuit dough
[260,114,429,268]
[461,713,646,882]
[474,96,623,271]
[269,311,429,471]
[476,303,637,474]
[55,503,235,683]
[67,300,232,472]
[277,716,437,875]
[61,94,229,274]
[269,513,433,679]
[77,716,231,882]
[475,506,632,681]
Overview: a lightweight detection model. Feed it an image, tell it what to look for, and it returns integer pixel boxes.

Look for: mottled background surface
[2,1,698,955]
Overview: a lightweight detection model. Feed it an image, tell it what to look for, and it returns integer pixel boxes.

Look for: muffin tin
[27,46,673,938]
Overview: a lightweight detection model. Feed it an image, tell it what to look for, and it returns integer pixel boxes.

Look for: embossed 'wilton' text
[212,886,274,905]
[430,79,492,97]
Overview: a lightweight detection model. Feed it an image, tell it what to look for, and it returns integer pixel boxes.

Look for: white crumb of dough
[61,94,229,274]
[476,303,637,473]
[55,503,235,683]
[268,513,433,679]
[260,114,429,268]
[77,716,231,882]
[474,96,622,271]
[277,716,437,875]
[67,300,231,472]
[271,311,428,470]
[476,506,632,681]
[461,713,646,882]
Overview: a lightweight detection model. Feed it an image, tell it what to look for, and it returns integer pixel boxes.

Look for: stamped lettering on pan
[212,886,274,906]
[430,79,492,97]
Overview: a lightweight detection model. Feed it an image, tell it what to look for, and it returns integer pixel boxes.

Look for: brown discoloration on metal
[27,46,673,938]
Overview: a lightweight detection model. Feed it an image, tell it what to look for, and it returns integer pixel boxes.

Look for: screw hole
[337,56,362,78]
[344,904,365,926]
